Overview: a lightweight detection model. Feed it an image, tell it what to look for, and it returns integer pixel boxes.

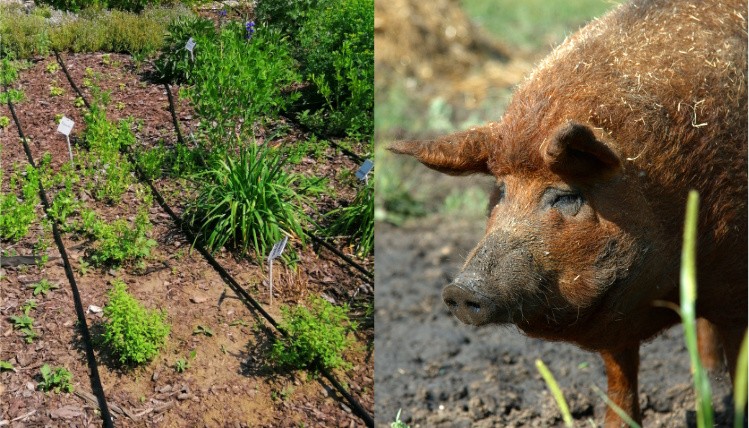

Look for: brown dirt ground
[1,50,373,427]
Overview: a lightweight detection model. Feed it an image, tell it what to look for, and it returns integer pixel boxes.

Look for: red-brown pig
[389,0,747,425]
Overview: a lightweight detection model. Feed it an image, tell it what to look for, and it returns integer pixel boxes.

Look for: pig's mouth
[442,283,510,326]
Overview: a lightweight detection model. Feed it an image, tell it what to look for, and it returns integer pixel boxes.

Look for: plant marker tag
[57,116,75,166]
[267,236,288,306]
[185,37,196,62]
[356,159,373,185]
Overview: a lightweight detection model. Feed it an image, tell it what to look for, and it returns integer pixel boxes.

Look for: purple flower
[218,9,227,17]
[246,21,256,41]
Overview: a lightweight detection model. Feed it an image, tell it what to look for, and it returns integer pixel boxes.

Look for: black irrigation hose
[163,83,186,146]
[3,84,114,428]
[54,51,92,111]
[162,82,374,282]
[58,55,374,428]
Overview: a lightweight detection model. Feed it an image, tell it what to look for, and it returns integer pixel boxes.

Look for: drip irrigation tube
[55,53,374,428]
[3,83,114,428]
[163,82,374,282]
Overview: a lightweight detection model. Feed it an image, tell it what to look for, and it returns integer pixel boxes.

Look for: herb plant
[28,279,59,296]
[270,297,356,371]
[38,364,73,393]
[102,278,170,366]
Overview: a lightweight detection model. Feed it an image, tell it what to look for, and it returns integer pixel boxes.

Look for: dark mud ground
[374,188,736,428]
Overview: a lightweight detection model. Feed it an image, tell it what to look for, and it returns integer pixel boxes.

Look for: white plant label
[269,236,288,261]
[356,159,373,180]
[57,116,74,136]
[186,37,196,61]
[267,236,288,307]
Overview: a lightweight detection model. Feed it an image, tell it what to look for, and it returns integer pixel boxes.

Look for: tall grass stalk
[680,190,713,428]
[535,359,573,427]
[590,384,641,428]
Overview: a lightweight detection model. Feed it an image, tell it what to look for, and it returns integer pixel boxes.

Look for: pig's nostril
[445,299,459,309]
[466,301,482,313]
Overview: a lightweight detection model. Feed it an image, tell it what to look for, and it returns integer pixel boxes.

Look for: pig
[389,0,747,425]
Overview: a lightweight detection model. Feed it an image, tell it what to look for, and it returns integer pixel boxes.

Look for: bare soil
[1,51,373,427]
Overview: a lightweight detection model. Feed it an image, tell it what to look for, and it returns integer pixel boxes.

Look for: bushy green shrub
[34,0,183,13]
[270,297,356,371]
[324,179,373,256]
[85,208,157,267]
[153,15,216,84]
[296,0,373,137]
[0,164,40,241]
[0,3,191,58]
[102,278,170,366]
[185,140,307,265]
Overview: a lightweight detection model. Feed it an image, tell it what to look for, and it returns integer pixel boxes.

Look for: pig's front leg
[600,347,641,427]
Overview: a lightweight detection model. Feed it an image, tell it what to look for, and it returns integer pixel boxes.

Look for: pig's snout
[442,282,501,326]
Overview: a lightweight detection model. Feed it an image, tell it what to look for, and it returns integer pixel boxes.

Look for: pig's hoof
[442,284,499,326]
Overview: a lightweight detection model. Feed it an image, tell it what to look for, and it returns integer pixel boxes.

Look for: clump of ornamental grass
[185,139,307,266]
[324,179,373,257]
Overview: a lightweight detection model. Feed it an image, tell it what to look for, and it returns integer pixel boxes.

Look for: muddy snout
[442,282,501,326]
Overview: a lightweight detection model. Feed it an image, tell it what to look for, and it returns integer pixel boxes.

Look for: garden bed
[0,5,373,425]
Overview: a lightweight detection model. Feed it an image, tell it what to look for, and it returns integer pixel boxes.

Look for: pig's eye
[544,188,584,216]
[552,193,583,216]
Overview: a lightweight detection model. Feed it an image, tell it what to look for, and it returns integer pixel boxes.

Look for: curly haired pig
[389,0,747,425]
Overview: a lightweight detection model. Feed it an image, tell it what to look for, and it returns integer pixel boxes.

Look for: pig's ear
[543,122,621,178]
[388,128,492,175]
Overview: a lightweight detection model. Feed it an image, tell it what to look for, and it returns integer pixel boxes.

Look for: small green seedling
[22,299,37,315]
[190,350,196,359]
[50,86,65,97]
[119,83,126,91]
[85,67,94,78]
[0,116,9,128]
[39,364,74,393]
[0,361,14,371]
[116,101,125,110]
[82,78,92,88]
[102,54,111,65]
[54,114,63,124]
[193,325,213,336]
[74,97,85,108]
[46,63,58,74]
[392,409,410,428]
[174,358,190,373]
[229,318,250,327]
[28,279,59,296]
[11,313,33,330]
[78,260,89,276]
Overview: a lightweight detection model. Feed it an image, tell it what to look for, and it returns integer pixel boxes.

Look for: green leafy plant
[28,279,59,296]
[185,140,307,265]
[22,299,37,314]
[270,296,356,371]
[86,208,157,267]
[0,361,14,371]
[0,116,9,128]
[324,179,373,256]
[10,313,38,343]
[174,358,190,373]
[102,278,170,366]
[49,86,65,96]
[54,113,64,123]
[391,409,410,428]
[74,97,85,108]
[0,163,40,241]
[0,89,25,104]
[78,260,90,276]
[46,62,58,74]
[193,325,213,336]
[38,364,73,394]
